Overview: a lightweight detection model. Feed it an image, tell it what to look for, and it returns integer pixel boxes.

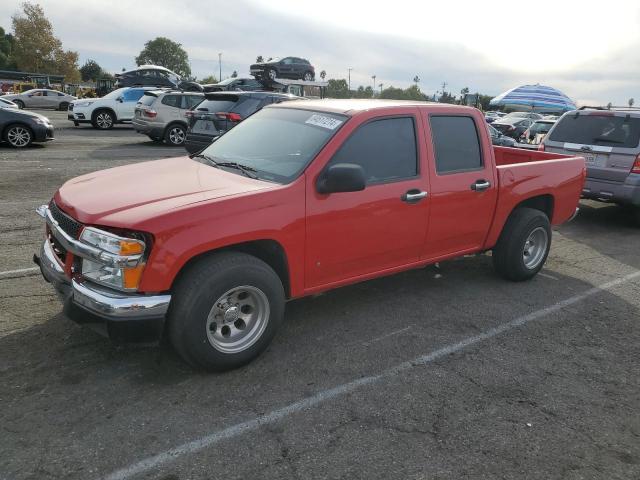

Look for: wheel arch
[170,239,291,298]
[92,106,117,122]
[163,120,188,134]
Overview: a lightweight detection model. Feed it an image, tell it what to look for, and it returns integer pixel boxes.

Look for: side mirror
[116,97,123,103]
[316,163,366,194]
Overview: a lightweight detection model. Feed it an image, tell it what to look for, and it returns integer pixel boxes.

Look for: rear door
[422,113,498,259]
[190,96,239,137]
[544,111,640,183]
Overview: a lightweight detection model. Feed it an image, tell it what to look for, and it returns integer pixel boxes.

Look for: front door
[305,113,430,289]
[421,113,498,259]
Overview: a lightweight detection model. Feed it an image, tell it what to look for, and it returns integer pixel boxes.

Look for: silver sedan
[3,89,77,110]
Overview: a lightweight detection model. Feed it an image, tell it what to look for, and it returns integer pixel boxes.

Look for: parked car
[68,87,156,129]
[503,111,543,120]
[132,90,204,146]
[2,89,76,111]
[521,119,556,144]
[184,91,299,154]
[492,117,534,139]
[0,107,53,147]
[540,107,640,222]
[35,100,585,371]
[250,57,315,81]
[115,65,202,92]
[0,97,18,109]
[202,77,265,92]
[488,123,516,146]
[484,111,503,124]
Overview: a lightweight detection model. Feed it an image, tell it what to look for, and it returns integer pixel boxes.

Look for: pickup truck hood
[55,156,275,227]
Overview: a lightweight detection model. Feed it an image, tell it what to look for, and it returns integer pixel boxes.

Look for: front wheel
[492,207,551,281]
[4,124,33,148]
[164,124,186,146]
[13,100,24,109]
[168,252,285,371]
[92,110,114,129]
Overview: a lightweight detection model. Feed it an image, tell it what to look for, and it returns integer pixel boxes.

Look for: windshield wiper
[215,162,259,179]
[191,153,259,179]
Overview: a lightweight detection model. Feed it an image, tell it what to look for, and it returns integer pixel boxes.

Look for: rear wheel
[168,252,285,371]
[4,124,33,148]
[58,102,69,111]
[493,207,551,281]
[13,100,24,109]
[92,110,114,129]
[164,124,186,146]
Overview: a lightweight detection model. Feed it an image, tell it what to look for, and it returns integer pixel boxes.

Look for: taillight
[143,109,157,118]
[185,110,195,118]
[632,155,640,174]
[215,112,242,122]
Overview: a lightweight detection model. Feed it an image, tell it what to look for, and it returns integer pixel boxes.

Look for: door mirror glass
[317,163,366,194]
[116,97,123,102]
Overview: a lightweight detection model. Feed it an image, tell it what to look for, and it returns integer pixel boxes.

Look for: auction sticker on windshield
[305,114,343,130]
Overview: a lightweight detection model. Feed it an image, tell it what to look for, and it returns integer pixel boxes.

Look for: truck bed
[494,145,575,166]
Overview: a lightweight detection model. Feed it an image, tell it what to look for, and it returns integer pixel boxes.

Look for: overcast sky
[2,0,639,105]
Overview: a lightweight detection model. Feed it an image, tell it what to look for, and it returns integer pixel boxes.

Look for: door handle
[401,189,428,203]
[470,180,491,192]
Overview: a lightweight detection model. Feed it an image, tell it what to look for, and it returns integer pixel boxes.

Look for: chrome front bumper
[35,205,171,342]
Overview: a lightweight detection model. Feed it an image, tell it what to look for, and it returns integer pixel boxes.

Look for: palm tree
[413,75,420,86]
[320,70,326,80]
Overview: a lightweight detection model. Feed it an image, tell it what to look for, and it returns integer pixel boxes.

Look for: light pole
[348,67,352,92]
[371,75,376,96]
[379,83,383,95]
[218,52,222,81]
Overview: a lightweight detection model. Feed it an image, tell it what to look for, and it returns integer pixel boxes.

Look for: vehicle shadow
[557,199,640,270]
[1,255,638,478]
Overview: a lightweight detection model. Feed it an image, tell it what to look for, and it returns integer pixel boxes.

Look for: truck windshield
[549,114,640,148]
[198,107,347,183]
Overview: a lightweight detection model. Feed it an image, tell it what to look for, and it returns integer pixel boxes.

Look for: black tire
[168,252,286,371]
[91,109,115,129]
[13,100,24,109]
[73,121,79,127]
[58,102,69,111]
[3,123,33,148]
[633,207,640,226]
[492,207,551,282]
[164,123,187,146]
[266,68,277,81]
[303,71,314,81]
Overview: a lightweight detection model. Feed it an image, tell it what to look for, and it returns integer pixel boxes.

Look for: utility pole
[372,75,376,95]
[218,52,222,81]
[348,67,352,91]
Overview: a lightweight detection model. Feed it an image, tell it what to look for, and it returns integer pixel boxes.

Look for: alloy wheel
[7,126,31,147]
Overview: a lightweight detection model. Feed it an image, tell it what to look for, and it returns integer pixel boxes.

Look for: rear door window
[138,94,157,107]
[329,117,418,184]
[122,89,145,102]
[197,98,238,112]
[548,114,640,148]
[184,95,203,109]
[161,95,181,108]
[430,116,483,174]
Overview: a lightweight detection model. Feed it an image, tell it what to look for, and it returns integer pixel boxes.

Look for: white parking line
[362,325,412,346]
[0,267,39,278]
[101,270,640,480]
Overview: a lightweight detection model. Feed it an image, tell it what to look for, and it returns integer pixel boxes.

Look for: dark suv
[184,91,299,153]
[250,57,315,81]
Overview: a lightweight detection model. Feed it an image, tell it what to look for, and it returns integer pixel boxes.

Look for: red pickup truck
[35,100,585,371]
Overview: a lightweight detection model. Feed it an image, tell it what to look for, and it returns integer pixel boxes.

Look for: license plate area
[585,154,607,168]
[192,120,218,135]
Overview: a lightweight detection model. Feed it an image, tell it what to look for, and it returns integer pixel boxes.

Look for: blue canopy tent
[489,84,576,113]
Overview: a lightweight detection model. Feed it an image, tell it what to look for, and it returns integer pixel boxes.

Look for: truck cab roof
[275,99,477,116]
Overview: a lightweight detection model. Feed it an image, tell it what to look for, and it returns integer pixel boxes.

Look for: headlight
[80,227,147,291]
[33,117,49,125]
[75,101,94,107]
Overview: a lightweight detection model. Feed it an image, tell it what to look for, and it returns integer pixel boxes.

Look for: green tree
[79,59,102,81]
[11,2,80,79]
[135,37,191,77]
[606,102,612,110]
[231,70,238,78]
[413,75,420,86]
[478,94,494,111]
[199,75,218,84]
[0,27,17,70]
[326,78,349,98]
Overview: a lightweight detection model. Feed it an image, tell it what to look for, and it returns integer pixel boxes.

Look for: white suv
[68,87,157,129]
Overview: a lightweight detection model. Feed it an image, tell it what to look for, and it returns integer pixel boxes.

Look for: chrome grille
[49,200,82,239]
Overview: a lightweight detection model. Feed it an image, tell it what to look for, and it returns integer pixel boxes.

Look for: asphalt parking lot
[1,110,639,480]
